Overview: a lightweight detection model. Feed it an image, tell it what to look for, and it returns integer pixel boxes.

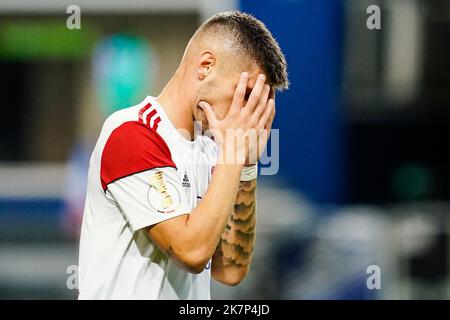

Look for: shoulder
[100,120,176,191]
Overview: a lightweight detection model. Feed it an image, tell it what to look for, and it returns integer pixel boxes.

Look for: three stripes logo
[182,172,191,188]
[138,102,161,130]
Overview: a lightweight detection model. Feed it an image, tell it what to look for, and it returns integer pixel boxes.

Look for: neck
[156,66,196,141]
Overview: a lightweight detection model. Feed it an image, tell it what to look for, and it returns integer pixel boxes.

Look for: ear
[197,52,215,80]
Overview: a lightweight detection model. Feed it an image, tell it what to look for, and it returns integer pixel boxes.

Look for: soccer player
[78,11,288,299]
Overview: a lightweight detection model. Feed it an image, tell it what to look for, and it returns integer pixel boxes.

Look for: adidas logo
[182,173,191,188]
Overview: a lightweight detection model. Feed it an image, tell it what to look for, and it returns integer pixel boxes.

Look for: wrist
[214,162,243,183]
[240,163,258,181]
[217,147,246,167]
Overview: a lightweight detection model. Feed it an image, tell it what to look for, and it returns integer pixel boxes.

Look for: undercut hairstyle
[198,11,289,91]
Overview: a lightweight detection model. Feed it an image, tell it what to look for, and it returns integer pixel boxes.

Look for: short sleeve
[107,167,190,232]
[100,121,189,231]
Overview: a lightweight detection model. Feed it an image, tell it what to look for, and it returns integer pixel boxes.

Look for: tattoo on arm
[167,245,175,258]
[216,179,257,267]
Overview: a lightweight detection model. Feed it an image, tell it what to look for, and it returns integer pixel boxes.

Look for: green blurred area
[0,21,99,59]
[391,164,434,200]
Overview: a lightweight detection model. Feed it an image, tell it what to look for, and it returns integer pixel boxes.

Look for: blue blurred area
[0,198,64,240]
[0,199,63,216]
[241,0,346,204]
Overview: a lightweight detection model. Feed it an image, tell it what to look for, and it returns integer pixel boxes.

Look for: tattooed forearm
[216,179,257,268]
[233,202,255,221]
[221,222,254,254]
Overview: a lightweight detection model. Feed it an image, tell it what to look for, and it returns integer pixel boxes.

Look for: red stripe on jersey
[152,117,161,130]
[145,109,157,127]
[100,121,176,191]
[138,103,151,123]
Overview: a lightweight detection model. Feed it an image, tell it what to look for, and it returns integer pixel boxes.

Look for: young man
[78,11,288,299]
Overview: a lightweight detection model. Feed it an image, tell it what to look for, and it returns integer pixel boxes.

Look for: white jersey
[78,96,218,299]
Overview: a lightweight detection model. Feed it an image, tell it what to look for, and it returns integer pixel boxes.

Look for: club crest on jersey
[148,171,181,214]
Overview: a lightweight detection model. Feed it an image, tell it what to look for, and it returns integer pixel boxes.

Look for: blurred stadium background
[0,0,449,299]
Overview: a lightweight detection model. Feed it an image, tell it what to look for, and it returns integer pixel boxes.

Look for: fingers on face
[245,74,266,113]
[198,101,217,125]
[257,98,274,130]
[230,72,249,114]
[252,84,271,123]
[266,104,276,130]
